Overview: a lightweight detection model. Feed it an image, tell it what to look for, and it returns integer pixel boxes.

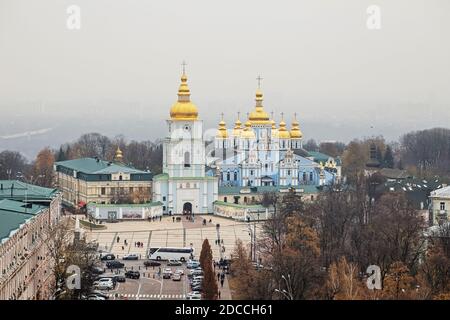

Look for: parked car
[167,259,182,266]
[87,295,106,300]
[172,273,182,281]
[162,268,173,279]
[100,253,116,261]
[93,279,114,290]
[115,275,126,283]
[106,261,124,269]
[92,266,105,275]
[89,291,110,299]
[191,284,203,292]
[188,269,203,277]
[187,260,200,269]
[175,268,184,275]
[125,270,140,279]
[144,260,161,267]
[186,291,202,300]
[123,253,139,260]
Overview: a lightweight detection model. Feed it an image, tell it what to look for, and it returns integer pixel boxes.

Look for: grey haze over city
[0,0,449,159]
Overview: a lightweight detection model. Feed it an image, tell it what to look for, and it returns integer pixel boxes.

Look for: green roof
[0,199,45,242]
[55,158,148,175]
[0,180,58,202]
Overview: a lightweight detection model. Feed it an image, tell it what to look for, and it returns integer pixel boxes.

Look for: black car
[143,260,161,267]
[125,271,140,279]
[101,254,116,261]
[115,275,126,283]
[191,285,203,292]
[92,266,105,275]
[106,261,124,269]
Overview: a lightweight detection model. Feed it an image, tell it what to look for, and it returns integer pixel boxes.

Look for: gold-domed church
[213,83,341,194]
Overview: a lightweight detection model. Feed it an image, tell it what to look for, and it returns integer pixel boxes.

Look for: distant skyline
[1,0,449,158]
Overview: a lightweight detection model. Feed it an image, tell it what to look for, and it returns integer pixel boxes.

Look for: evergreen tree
[383,146,394,168]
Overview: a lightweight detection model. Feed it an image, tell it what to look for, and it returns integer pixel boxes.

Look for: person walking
[217,272,220,282]
[117,236,120,243]
[218,290,221,299]
[220,278,224,288]
[173,216,175,223]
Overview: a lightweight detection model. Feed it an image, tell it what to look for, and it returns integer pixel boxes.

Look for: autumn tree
[325,256,366,300]
[31,147,55,187]
[199,239,217,300]
[0,150,29,180]
[380,261,418,300]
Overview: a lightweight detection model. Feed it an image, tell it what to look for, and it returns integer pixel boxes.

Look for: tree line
[0,132,163,188]
[229,179,450,300]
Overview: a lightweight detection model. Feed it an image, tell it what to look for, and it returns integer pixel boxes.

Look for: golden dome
[216,118,228,138]
[277,120,290,139]
[114,146,123,163]
[232,116,242,137]
[241,120,256,139]
[271,119,279,138]
[290,115,303,139]
[170,73,199,120]
[248,89,271,124]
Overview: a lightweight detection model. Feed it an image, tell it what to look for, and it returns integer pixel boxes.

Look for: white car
[175,269,184,275]
[187,260,200,269]
[186,291,202,300]
[172,273,182,281]
[93,279,114,290]
[123,253,139,260]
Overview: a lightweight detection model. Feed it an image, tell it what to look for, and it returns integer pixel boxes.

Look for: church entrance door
[183,202,192,215]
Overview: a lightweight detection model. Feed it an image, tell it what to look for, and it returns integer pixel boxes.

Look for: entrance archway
[183,202,192,215]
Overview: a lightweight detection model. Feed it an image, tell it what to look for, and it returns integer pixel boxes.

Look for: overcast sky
[0,0,449,158]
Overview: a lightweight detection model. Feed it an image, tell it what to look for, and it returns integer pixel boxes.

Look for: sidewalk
[215,267,232,300]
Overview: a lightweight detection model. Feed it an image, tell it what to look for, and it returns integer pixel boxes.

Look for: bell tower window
[184,151,191,167]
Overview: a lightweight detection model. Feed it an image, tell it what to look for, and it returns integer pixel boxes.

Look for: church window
[184,152,191,167]
[119,175,123,181]
[234,196,239,204]
[303,172,307,181]
[163,196,166,201]
[287,170,291,176]
[227,172,230,181]
[244,197,248,203]
[310,172,313,181]
[250,170,254,176]
[234,171,237,181]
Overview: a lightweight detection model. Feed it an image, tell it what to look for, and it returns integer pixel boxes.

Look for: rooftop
[0,180,59,202]
[0,199,46,242]
[430,185,450,198]
[55,158,149,175]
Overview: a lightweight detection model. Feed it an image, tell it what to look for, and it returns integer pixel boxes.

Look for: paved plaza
[84,215,263,261]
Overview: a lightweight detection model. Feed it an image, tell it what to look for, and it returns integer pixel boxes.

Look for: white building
[429,185,450,225]
[152,72,218,215]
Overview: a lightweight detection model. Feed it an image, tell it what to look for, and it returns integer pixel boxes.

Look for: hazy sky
[0,0,449,158]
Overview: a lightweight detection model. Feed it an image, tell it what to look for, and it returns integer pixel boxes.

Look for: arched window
[224,197,227,203]
[119,175,123,181]
[244,196,248,203]
[184,152,190,167]
[227,172,230,181]
[234,171,237,181]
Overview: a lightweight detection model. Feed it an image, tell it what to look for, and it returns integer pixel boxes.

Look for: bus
[148,247,194,262]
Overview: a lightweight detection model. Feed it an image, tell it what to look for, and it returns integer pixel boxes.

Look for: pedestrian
[221,239,224,244]
[217,272,220,282]
[218,291,221,299]
[173,217,175,223]
[221,279,224,288]
[160,216,162,221]
[117,236,120,243]
[122,246,124,250]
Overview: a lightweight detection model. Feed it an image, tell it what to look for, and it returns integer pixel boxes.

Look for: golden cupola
[232,115,242,137]
[277,117,291,139]
[241,120,256,139]
[114,146,124,163]
[248,89,271,124]
[170,73,199,120]
[290,114,303,139]
[271,118,278,138]
[216,115,228,139]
